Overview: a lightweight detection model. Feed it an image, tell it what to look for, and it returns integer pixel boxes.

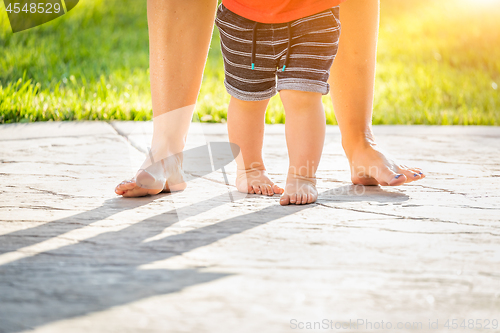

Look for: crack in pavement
[315,202,499,229]
[26,187,79,199]
[0,173,79,179]
[0,205,76,211]
[0,160,94,167]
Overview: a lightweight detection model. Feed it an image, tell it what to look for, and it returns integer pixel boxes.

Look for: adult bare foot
[115,172,187,198]
[115,171,187,198]
[345,139,425,186]
[236,168,284,196]
[115,170,187,197]
[115,154,187,198]
[280,174,318,206]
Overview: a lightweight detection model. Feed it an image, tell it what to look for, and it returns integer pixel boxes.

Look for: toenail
[414,173,419,177]
[395,174,402,179]
[419,172,423,175]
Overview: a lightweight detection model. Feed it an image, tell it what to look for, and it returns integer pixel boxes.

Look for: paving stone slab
[0,122,499,333]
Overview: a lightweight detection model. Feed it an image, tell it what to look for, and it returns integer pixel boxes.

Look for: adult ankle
[341,132,376,156]
[238,165,266,173]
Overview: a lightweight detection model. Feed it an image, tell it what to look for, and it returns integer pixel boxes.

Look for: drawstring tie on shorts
[283,22,292,71]
[251,22,258,70]
[250,21,293,71]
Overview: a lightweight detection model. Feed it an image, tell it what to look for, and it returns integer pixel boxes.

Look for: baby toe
[280,194,291,206]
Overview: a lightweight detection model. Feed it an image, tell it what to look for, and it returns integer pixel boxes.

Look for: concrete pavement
[0,122,499,333]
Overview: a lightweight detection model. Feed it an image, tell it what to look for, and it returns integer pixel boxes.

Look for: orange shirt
[222,0,347,24]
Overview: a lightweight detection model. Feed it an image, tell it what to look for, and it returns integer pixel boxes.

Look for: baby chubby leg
[227,97,284,196]
[279,90,325,205]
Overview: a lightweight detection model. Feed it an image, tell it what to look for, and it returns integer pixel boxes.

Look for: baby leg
[228,97,284,196]
[279,90,325,205]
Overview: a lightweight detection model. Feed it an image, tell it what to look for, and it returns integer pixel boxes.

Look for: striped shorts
[215,4,341,101]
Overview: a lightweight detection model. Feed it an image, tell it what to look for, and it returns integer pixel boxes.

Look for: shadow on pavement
[0,196,156,254]
[0,185,404,332]
[320,185,410,203]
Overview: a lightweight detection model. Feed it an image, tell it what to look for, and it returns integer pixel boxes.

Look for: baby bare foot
[235,168,284,196]
[280,174,318,206]
[346,141,425,186]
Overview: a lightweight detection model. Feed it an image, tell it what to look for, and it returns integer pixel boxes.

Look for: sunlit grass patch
[0,0,498,124]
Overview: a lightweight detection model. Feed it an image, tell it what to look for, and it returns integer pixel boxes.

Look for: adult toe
[399,168,421,183]
[373,166,406,186]
[260,185,268,196]
[253,186,261,194]
[272,184,284,194]
[412,168,425,179]
[387,173,407,186]
[265,184,274,196]
[115,180,135,194]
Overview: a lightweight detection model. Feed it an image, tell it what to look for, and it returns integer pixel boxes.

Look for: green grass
[0,0,499,124]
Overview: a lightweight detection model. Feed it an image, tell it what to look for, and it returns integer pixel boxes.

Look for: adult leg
[116,0,218,197]
[279,91,325,205]
[329,0,425,186]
